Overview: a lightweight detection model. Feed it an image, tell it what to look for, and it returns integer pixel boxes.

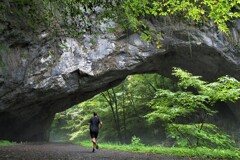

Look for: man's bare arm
[99,121,102,129]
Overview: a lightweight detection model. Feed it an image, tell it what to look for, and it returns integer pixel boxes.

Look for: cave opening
[49,72,240,146]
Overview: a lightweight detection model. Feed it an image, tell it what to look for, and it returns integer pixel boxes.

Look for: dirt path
[0,142,199,160]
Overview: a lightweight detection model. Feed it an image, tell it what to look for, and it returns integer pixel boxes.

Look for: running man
[89,112,102,152]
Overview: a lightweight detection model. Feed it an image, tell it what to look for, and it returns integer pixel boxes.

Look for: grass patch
[77,140,240,159]
[0,140,15,147]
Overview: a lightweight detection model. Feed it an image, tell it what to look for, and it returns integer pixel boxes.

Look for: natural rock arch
[0,18,240,141]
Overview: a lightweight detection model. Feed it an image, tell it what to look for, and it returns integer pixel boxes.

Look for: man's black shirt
[89,116,101,132]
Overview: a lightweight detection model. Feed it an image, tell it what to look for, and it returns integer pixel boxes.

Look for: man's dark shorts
[90,131,99,138]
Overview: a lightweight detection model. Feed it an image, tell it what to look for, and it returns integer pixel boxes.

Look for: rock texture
[0,15,240,141]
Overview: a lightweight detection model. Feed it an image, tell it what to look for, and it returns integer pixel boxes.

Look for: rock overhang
[0,18,240,141]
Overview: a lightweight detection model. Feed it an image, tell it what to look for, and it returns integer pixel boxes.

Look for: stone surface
[0,14,240,141]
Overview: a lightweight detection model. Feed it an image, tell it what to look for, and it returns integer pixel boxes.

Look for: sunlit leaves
[172,68,240,103]
[145,90,210,123]
[203,76,240,102]
[145,67,240,148]
[51,73,175,142]
[172,67,207,90]
[122,0,240,34]
[167,123,235,148]
[2,0,240,39]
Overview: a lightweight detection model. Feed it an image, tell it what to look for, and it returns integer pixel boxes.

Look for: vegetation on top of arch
[1,0,240,37]
[122,0,240,32]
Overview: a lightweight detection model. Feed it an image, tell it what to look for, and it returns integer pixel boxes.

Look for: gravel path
[0,142,199,160]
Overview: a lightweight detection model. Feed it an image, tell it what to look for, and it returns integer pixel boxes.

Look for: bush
[131,136,144,146]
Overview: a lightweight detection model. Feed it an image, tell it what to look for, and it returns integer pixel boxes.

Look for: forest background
[51,68,240,150]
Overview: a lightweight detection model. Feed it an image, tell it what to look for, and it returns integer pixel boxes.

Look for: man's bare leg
[92,138,97,151]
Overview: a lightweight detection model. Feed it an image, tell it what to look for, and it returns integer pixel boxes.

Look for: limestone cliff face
[0,15,240,141]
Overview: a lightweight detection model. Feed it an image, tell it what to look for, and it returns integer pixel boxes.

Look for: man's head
[93,112,97,116]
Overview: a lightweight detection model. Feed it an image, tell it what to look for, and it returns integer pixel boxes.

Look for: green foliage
[0,0,123,36]
[167,123,235,148]
[1,0,239,38]
[173,67,240,103]
[172,67,207,90]
[51,102,97,141]
[203,76,240,103]
[122,0,240,34]
[0,140,15,146]
[145,90,211,123]
[51,74,176,143]
[78,140,240,159]
[146,68,240,148]
[131,136,144,146]
[51,69,240,150]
